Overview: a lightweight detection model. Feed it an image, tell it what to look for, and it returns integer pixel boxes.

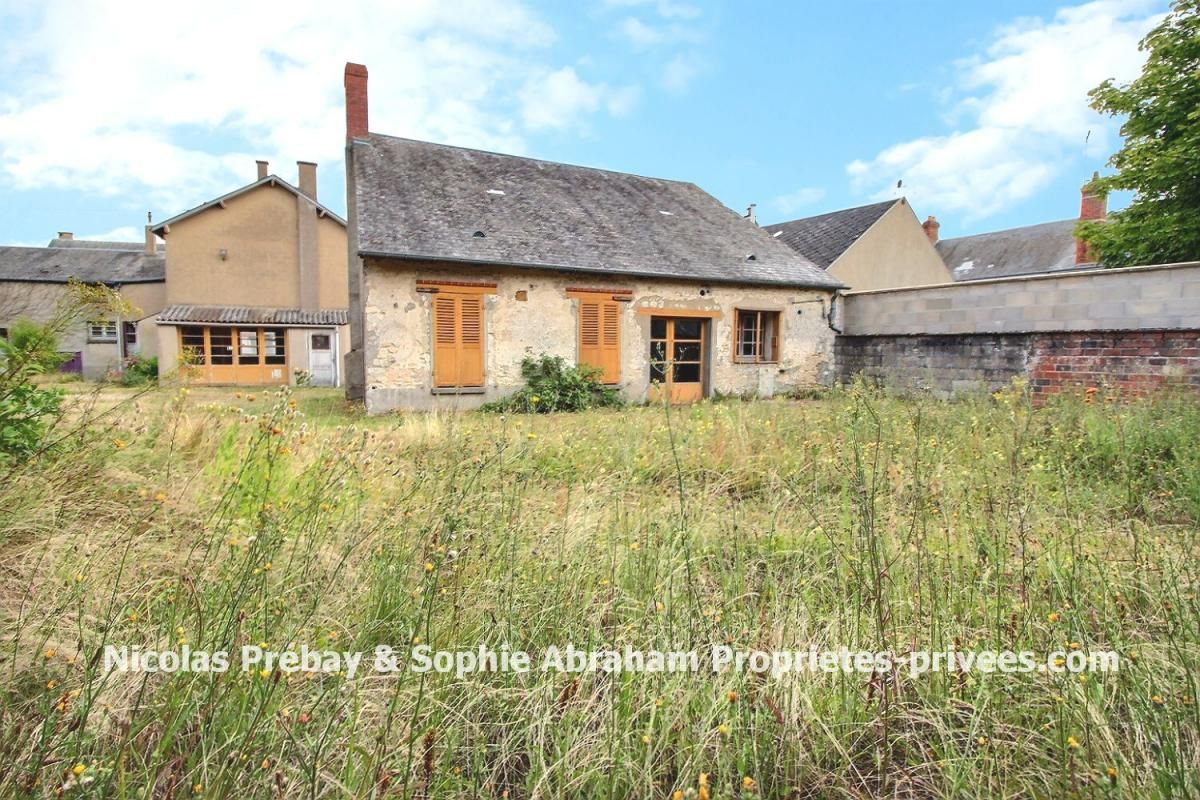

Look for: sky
[0,0,1168,247]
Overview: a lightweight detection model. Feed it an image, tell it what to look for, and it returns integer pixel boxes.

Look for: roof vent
[746,254,757,261]
[772,230,783,238]
[486,189,506,196]
[473,230,486,238]
[658,210,674,216]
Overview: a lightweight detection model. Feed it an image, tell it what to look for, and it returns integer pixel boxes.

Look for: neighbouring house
[341,63,842,412]
[0,231,165,378]
[935,175,1107,282]
[151,162,350,386]
[762,198,950,291]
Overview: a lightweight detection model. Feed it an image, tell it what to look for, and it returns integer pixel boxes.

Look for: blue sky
[0,0,1166,247]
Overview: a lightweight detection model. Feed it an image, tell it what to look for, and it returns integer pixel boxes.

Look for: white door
[308,331,336,386]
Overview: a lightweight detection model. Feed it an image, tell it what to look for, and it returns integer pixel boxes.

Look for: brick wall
[836,330,1200,399]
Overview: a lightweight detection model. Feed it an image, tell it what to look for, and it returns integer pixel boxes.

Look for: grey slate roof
[152,175,346,235]
[0,245,164,284]
[158,305,348,326]
[352,134,840,289]
[938,219,1090,282]
[762,200,897,269]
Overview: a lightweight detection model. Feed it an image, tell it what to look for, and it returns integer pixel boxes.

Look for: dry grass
[0,382,1198,798]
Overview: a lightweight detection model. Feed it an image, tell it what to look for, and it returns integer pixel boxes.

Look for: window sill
[88,339,118,344]
[432,386,485,395]
[733,360,780,366]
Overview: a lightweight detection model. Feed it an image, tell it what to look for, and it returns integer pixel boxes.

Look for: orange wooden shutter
[578,298,620,383]
[458,294,484,386]
[433,293,485,387]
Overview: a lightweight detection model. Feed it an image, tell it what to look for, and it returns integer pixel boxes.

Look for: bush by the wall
[481,355,623,413]
[121,355,159,387]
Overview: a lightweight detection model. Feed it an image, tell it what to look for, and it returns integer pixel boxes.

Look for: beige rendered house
[763,199,950,291]
[0,233,165,379]
[341,63,842,413]
[152,162,350,386]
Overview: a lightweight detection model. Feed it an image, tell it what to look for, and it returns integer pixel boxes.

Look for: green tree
[1078,1,1200,267]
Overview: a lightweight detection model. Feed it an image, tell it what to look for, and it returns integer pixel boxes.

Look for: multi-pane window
[88,320,118,342]
[122,322,137,348]
[734,310,780,363]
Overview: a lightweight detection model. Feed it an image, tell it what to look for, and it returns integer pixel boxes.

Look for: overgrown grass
[0,382,1198,798]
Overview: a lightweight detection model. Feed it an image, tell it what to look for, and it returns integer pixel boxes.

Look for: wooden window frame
[733,308,781,364]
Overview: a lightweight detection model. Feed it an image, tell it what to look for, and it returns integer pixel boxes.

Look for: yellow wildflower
[743,776,756,790]
[72,764,86,776]
[1067,736,1080,749]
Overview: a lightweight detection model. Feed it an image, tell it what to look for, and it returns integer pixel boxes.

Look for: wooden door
[648,317,706,404]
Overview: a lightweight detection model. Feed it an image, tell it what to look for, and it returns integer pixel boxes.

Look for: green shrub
[481,355,623,413]
[120,355,159,386]
[2,318,67,371]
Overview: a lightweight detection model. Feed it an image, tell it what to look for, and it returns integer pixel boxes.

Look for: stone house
[151,162,350,386]
[342,63,842,412]
[0,233,165,378]
[763,198,950,291]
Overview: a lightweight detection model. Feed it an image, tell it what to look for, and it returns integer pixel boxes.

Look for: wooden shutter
[433,293,485,387]
[578,297,621,384]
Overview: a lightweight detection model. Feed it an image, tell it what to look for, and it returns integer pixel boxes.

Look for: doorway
[648,316,707,404]
[308,331,336,387]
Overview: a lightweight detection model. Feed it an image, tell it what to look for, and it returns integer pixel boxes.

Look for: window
[734,310,780,363]
[123,321,137,346]
[576,295,621,384]
[310,333,331,351]
[262,329,287,365]
[432,293,484,388]
[88,320,118,342]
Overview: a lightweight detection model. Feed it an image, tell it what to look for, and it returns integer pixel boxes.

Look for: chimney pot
[57,231,73,240]
[1076,171,1108,264]
[345,63,369,141]
[921,215,940,244]
[745,203,757,225]
[256,160,269,180]
[297,161,317,200]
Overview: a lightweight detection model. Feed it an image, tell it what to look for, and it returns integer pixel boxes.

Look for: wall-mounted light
[218,248,229,261]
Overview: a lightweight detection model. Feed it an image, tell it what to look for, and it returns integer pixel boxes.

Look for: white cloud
[0,0,635,216]
[604,0,702,19]
[519,67,639,131]
[773,187,827,216]
[621,17,665,46]
[80,226,141,242]
[847,0,1164,220]
[661,54,702,92]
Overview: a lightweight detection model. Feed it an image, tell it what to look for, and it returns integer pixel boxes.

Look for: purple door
[59,351,83,374]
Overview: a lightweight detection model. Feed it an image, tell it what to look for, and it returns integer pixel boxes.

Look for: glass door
[649,316,706,403]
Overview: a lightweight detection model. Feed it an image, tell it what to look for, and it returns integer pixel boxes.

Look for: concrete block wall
[837,262,1200,399]
[842,262,1200,336]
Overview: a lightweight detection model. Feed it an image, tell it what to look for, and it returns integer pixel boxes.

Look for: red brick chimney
[1075,171,1107,264]
[345,63,369,141]
[921,215,940,244]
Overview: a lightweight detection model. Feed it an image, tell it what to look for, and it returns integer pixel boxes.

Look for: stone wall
[837,262,1200,399]
[360,259,838,412]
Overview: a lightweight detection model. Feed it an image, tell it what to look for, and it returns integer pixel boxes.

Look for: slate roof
[351,134,840,289]
[938,220,1090,282]
[158,305,348,326]
[0,245,164,284]
[151,175,346,235]
[762,200,897,269]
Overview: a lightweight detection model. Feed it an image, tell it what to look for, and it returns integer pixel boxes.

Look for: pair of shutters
[578,297,621,384]
[430,289,621,388]
[432,293,484,388]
